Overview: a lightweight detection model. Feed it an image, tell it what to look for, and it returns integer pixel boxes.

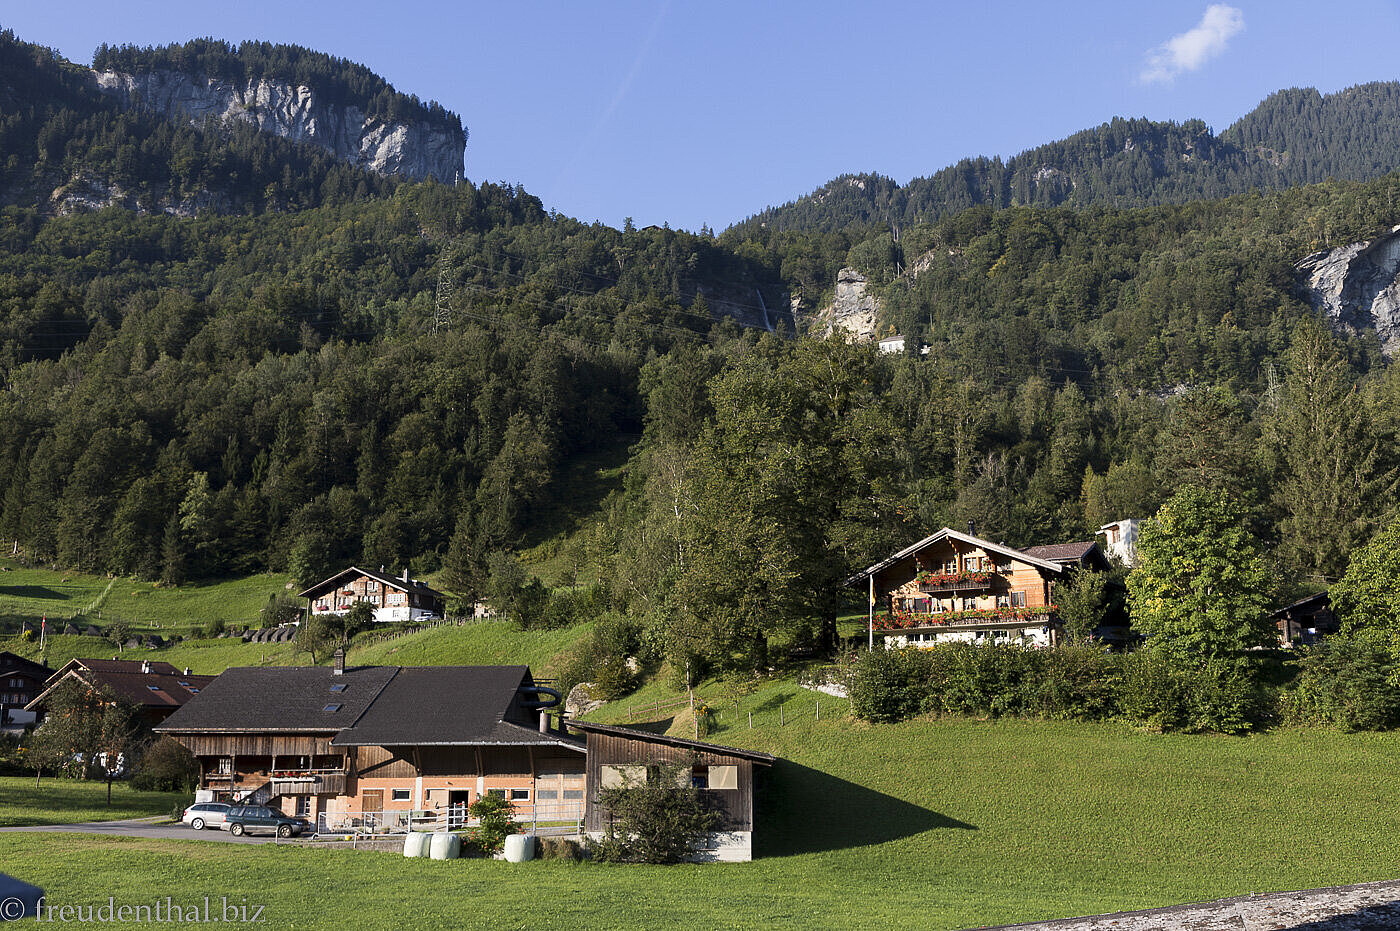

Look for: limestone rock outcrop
[814,267,881,340]
[94,69,464,183]
[1297,225,1400,356]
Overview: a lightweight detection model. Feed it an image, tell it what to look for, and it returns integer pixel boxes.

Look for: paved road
[0,818,280,844]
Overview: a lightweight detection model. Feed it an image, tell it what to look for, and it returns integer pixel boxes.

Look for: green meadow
[5,715,1399,930]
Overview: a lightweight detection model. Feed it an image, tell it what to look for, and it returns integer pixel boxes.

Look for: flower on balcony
[914,569,993,586]
[873,604,1059,631]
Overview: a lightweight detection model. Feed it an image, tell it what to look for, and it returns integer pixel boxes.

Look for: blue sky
[7,2,1400,231]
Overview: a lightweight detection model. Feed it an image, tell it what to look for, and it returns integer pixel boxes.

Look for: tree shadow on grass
[756,760,975,857]
[620,716,676,736]
[0,586,66,600]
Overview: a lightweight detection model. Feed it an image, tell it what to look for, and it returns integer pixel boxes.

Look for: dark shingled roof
[1021,541,1100,563]
[566,720,777,766]
[156,666,398,733]
[156,665,583,751]
[330,666,581,749]
[0,651,51,680]
[27,659,213,713]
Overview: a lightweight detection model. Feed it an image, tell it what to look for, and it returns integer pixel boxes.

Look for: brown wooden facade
[849,528,1107,648]
[574,723,772,835]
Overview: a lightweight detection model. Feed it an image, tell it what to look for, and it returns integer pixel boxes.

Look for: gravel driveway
[0,818,282,844]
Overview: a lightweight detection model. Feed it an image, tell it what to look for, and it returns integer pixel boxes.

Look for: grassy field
[0,557,294,634]
[0,618,594,677]
[0,776,187,827]
[4,715,1399,929]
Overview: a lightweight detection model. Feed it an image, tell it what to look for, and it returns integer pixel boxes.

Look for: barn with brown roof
[155,653,775,861]
[25,658,213,728]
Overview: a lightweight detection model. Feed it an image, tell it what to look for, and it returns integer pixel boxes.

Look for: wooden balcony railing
[917,578,994,594]
[875,606,1057,632]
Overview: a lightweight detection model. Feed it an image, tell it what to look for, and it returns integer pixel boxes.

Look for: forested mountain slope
[732,83,1400,237]
[91,39,466,183]
[0,31,412,215]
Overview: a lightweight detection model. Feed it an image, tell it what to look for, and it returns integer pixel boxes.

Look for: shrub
[131,737,199,792]
[846,646,933,723]
[1285,631,1400,731]
[590,761,720,864]
[1117,649,1270,734]
[1025,643,1122,721]
[466,793,518,856]
[561,612,645,700]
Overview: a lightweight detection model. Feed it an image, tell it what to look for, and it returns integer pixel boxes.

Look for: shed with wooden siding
[567,720,775,862]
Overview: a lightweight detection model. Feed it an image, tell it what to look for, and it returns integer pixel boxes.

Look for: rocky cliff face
[93,70,464,183]
[813,267,881,340]
[1296,226,1400,356]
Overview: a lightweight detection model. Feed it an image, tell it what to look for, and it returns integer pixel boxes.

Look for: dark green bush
[846,646,934,723]
[1285,631,1400,731]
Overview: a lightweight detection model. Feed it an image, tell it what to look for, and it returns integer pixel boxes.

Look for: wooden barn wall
[353,745,416,779]
[172,733,336,758]
[582,733,755,833]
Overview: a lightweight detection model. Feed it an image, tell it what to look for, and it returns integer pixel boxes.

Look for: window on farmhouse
[1011,591,1026,607]
[391,789,410,802]
[996,594,1010,608]
[599,764,647,788]
[509,789,529,801]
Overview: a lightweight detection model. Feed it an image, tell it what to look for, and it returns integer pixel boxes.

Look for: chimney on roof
[402,566,410,583]
[332,647,345,676]
[140,660,151,675]
[538,709,551,734]
[968,520,976,536]
[183,667,191,676]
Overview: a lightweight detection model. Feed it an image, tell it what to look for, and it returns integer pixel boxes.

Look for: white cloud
[1140,5,1245,84]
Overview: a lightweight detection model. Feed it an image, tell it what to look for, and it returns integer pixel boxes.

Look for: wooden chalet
[849,526,1108,649]
[1271,592,1339,646]
[156,655,776,860]
[0,652,51,731]
[25,658,213,728]
[299,566,446,624]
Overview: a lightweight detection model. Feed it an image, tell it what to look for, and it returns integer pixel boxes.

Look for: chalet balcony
[914,570,996,595]
[269,771,347,796]
[875,606,1057,633]
[205,769,347,797]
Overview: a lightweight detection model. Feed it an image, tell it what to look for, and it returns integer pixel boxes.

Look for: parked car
[224,805,312,838]
[181,802,233,831]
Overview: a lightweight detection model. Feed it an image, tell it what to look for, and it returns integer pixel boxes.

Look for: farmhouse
[155,654,775,861]
[25,658,213,728]
[849,526,1107,648]
[299,566,446,624]
[0,651,51,731]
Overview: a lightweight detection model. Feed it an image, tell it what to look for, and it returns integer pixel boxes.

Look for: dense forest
[5,29,1400,686]
[91,38,462,131]
[732,83,1400,237]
